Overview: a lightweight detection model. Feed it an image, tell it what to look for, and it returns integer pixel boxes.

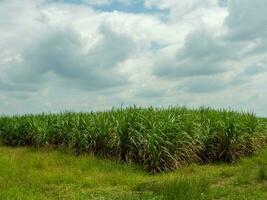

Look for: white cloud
[226,0,267,41]
[82,0,111,5]
[0,0,266,116]
[82,0,131,6]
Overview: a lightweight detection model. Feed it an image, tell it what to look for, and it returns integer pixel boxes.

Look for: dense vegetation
[0,107,266,173]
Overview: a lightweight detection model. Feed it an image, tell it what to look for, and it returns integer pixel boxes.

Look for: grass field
[0,107,267,199]
[0,146,267,200]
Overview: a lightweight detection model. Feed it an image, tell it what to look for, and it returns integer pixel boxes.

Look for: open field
[0,107,267,199]
[0,146,267,200]
[0,107,266,173]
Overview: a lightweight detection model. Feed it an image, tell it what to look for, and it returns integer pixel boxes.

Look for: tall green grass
[0,106,265,173]
[134,177,210,200]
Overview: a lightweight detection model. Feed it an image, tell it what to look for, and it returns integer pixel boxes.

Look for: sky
[0,0,266,116]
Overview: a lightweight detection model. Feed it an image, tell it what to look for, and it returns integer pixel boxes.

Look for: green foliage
[257,163,267,181]
[0,106,264,173]
[1,146,267,199]
[135,177,210,200]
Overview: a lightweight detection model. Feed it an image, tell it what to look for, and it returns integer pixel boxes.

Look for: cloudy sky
[0,0,266,116]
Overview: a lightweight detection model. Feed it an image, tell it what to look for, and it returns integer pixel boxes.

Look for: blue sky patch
[46,0,169,14]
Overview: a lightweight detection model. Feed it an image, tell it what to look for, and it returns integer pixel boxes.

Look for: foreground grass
[0,146,267,200]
